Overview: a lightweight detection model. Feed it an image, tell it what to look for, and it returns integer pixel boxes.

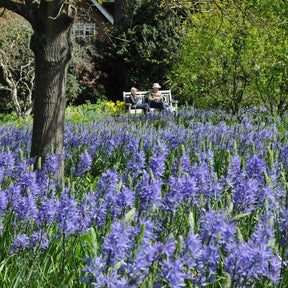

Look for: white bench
[123,90,178,114]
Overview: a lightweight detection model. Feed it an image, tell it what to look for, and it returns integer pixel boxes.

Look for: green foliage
[0,12,34,115]
[167,0,288,115]
[96,0,189,101]
[66,42,101,106]
[0,112,33,126]
[66,72,82,105]
[251,2,288,116]
[0,13,33,68]
[65,98,112,124]
[168,2,260,113]
[0,89,13,113]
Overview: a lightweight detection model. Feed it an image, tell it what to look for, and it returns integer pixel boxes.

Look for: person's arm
[157,92,163,101]
[147,91,154,102]
[149,91,162,101]
[130,94,137,105]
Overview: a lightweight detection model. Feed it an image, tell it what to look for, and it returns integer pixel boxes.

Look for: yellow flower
[105,102,116,108]
[112,108,116,112]
[120,101,125,107]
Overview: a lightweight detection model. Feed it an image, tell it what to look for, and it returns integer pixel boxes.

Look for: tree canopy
[167,0,288,114]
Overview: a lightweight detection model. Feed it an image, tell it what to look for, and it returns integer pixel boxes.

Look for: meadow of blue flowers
[0,108,288,287]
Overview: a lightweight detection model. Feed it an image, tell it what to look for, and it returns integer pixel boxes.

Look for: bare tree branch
[23,70,35,119]
[0,60,22,117]
[0,61,14,88]
[0,84,11,91]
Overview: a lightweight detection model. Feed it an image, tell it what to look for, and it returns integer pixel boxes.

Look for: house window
[73,23,96,39]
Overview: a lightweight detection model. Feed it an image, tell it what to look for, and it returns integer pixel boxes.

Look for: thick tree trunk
[30,19,73,180]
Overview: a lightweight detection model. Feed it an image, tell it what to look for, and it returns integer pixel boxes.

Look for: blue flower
[10,234,29,254]
[36,198,59,225]
[43,154,60,177]
[56,191,84,236]
[148,140,168,179]
[30,230,49,249]
[125,150,146,180]
[102,221,136,266]
[74,151,92,177]
[0,190,8,217]
[91,271,128,288]
[160,258,186,288]
[135,171,162,213]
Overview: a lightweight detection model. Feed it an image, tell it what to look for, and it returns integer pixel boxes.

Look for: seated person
[147,83,168,112]
[128,87,150,115]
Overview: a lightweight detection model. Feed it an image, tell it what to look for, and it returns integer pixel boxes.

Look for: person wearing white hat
[152,83,161,89]
[147,83,168,112]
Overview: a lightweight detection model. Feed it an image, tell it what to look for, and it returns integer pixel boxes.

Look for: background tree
[254,32,288,116]
[251,0,288,116]
[66,40,101,106]
[167,1,261,113]
[0,11,34,119]
[168,0,288,114]
[95,0,191,101]
[0,0,77,179]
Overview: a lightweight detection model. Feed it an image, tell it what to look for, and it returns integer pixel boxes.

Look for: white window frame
[73,23,96,40]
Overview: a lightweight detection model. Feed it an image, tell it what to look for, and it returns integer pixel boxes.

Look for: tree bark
[30,15,73,180]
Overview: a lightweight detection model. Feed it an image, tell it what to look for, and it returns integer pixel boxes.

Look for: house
[73,0,117,40]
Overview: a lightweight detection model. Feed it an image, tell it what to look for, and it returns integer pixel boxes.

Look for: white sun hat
[152,83,161,88]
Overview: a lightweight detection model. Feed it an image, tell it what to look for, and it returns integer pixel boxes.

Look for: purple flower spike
[92,271,128,288]
[74,151,93,177]
[10,234,29,254]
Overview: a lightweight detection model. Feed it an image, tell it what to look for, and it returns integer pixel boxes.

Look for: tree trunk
[30,18,73,180]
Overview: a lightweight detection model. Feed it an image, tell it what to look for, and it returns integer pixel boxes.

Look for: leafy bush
[167,1,288,115]
[167,2,260,113]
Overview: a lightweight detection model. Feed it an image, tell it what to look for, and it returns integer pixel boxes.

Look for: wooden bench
[123,90,178,114]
